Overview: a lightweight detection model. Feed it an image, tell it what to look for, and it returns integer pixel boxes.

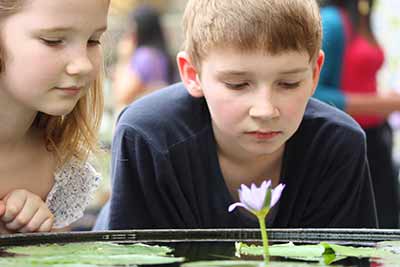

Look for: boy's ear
[310,50,325,95]
[177,51,204,98]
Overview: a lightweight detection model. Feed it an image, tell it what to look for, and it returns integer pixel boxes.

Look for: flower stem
[257,215,269,265]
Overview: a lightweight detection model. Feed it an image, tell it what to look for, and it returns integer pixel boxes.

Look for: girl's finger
[0,201,5,217]
[2,191,28,223]
[19,206,54,233]
[6,198,40,230]
[37,217,54,233]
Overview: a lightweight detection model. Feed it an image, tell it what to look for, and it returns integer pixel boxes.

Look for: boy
[97,0,377,229]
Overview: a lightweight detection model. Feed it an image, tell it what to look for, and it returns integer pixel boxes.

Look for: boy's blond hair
[0,0,104,167]
[182,0,322,69]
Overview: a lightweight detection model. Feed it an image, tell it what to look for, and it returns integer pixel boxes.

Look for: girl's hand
[1,189,54,233]
[0,202,12,234]
[0,200,5,217]
[0,221,12,234]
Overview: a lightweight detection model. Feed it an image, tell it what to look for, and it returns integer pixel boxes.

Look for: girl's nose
[65,52,94,77]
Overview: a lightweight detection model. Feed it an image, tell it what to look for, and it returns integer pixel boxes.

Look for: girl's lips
[245,131,282,140]
[56,87,82,96]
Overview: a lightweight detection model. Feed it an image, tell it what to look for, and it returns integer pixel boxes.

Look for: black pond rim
[1,228,400,247]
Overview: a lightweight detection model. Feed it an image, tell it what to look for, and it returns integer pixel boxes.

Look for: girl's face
[0,0,109,116]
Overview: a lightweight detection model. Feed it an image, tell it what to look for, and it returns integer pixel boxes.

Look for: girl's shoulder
[46,158,101,228]
[54,157,100,185]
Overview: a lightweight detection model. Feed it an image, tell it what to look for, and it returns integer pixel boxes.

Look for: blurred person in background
[316,0,400,228]
[112,5,175,113]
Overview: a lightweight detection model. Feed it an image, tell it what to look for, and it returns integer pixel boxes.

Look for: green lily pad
[182,260,264,267]
[0,254,183,265]
[31,265,98,267]
[320,242,390,258]
[182,259,328,267]
[6,242,172,256]
[0,242,184,266]
[237,242,325,259]
[371,241,400,264]
[377,240,400,253]
[235,241,393,264]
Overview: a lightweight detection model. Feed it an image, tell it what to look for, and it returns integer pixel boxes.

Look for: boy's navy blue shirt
[98,82,378,229]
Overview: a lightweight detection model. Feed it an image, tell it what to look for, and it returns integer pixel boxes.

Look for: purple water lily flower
[228,180,285,215]
[229,180,285,264]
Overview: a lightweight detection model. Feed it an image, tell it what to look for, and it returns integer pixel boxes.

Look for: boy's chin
[245,142,286,156]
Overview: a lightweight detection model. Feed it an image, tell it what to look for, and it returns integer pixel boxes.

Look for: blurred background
[71,0,186,230]
[71,0,400,230]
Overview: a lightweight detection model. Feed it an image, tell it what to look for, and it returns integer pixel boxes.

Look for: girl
[0,0,109,233]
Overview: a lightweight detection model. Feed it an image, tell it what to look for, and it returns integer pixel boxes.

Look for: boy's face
[179,47,324,160]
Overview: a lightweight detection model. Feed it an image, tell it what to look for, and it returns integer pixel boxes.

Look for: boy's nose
[249,98,279,119]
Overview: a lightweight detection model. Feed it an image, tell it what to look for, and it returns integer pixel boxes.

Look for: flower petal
[261,180,272,191]
[231,180,278,214]
[270,183,286,208]
[240,184,252,203]
[228,202,248,212]
[251,183,257,191]
[240,184,249,192]
[238,185,258,211]
[250,184,267,211]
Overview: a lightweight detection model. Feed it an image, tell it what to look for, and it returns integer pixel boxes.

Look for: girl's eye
[88,39,101,46]
[279,81,301,89]
[224,82,249,90]
[40,38,63,46]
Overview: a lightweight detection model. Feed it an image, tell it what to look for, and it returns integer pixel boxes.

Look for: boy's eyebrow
[216,68,309,78]
[38,26,108,33]
[216,71,252,78]
[278,68,309,75]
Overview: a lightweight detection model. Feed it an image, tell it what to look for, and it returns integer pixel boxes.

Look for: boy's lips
[245,130,282,140]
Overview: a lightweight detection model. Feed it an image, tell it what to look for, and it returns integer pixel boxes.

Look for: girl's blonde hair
[0,0,104,167]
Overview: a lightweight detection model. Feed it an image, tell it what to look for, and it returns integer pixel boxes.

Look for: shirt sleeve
[314,7,346,111]
[48,160,101,228]
[106,123,195,229]
[300,128,378,228]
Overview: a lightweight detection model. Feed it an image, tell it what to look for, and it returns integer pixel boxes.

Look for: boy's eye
[224,82,249,90]
[40,38,63,46]
[279,81,301,89]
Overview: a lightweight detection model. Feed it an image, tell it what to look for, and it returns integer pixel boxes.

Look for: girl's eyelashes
[40,38,102,47]
[88,39,102,46]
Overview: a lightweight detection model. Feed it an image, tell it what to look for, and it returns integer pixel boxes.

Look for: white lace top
[46,158,101,228]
